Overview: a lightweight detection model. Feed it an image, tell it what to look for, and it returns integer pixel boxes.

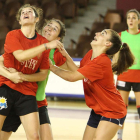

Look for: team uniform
[2,48,66,132]
[0,29,49,130]
[117,30,140,90]
[36,48,66,125]
[116,30,140,118]
[77,50,127,128]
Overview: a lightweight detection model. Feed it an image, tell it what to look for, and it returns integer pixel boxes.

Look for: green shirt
[36,49,55,101]
[121,30,140,69]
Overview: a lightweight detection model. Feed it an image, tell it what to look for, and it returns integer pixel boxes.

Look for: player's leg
[133,83,140,120]
[116,81,131,140]
[20,112,40,140]
[82,109,102,140]
[83,125,96,140]
[39,106,53,140]
[0,106,21,140]
[137,106,140,120]
[95,116,126,140]
[116,81,131,105]
[15,93,40,140]
[134,92,140,120]
[116,90,128,140]
[0,131,12,140]
[40,124,53,140]
[0,115,6,131]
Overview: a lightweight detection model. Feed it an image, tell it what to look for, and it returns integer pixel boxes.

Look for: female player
[0,18,69,140]
[0,4,63,140]
[49,29,135,140]
[116,9,140,140]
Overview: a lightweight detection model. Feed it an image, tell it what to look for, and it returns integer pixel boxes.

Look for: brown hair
[39,18,66,42]
[106,29,135,75]
[16,4,43,30]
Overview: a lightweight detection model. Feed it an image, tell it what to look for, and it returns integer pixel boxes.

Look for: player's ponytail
[112,43,135,75]
[106,29,135,75]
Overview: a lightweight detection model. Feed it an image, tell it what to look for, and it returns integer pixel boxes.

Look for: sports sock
[117,129,123,140]
[136,106,140,119]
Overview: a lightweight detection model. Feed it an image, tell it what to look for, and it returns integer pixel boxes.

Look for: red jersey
[0,29,49,96]
[53,49,66,66]
[37,98,48,108]
[78,50,126,119]
[37,48,66,108]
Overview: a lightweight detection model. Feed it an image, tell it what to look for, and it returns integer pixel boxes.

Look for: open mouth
[24,16,29,19]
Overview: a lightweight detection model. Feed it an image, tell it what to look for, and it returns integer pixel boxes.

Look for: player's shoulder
[7,29,21,36]
[96,54,111,66]
[83,49,92,59]
[36,32,48,43]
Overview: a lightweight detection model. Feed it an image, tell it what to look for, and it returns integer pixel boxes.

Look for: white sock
[117,129,123,139]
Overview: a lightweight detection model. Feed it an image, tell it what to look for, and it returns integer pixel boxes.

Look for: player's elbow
[66,75,77,82]
[14,54,26,62]
[41,72,49,81]
[41,76,47,81]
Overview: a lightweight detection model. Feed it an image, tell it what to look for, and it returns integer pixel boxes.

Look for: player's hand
[59,47,68,57]
[9,72,23,84]
[46,40,64,51]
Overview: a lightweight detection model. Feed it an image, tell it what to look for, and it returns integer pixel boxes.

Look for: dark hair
[38,18,66,42]
[126,9,140,20]
[16,4,43,30]
[106,29,135,75]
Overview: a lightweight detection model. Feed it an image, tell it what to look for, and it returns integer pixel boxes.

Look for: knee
[28,132,40,140]
[34,133,40,140]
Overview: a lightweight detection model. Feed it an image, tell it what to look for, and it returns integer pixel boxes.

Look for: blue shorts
[87,109,126,128]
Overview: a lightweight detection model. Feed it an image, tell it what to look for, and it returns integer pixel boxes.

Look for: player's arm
[0,55,10,78]
[58,48,79,71]
[0,56,23,83]
[0,56,48,83]
[50,64,84,82]
[13,40,63,62]
[20,69,48,82]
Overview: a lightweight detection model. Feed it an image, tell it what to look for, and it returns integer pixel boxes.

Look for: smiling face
[90,29,112,48]
[19,7,38,26]
[42,20,61,41]
[127,12,139,29]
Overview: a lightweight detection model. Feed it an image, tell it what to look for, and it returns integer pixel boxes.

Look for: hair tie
[120,42,124,51]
